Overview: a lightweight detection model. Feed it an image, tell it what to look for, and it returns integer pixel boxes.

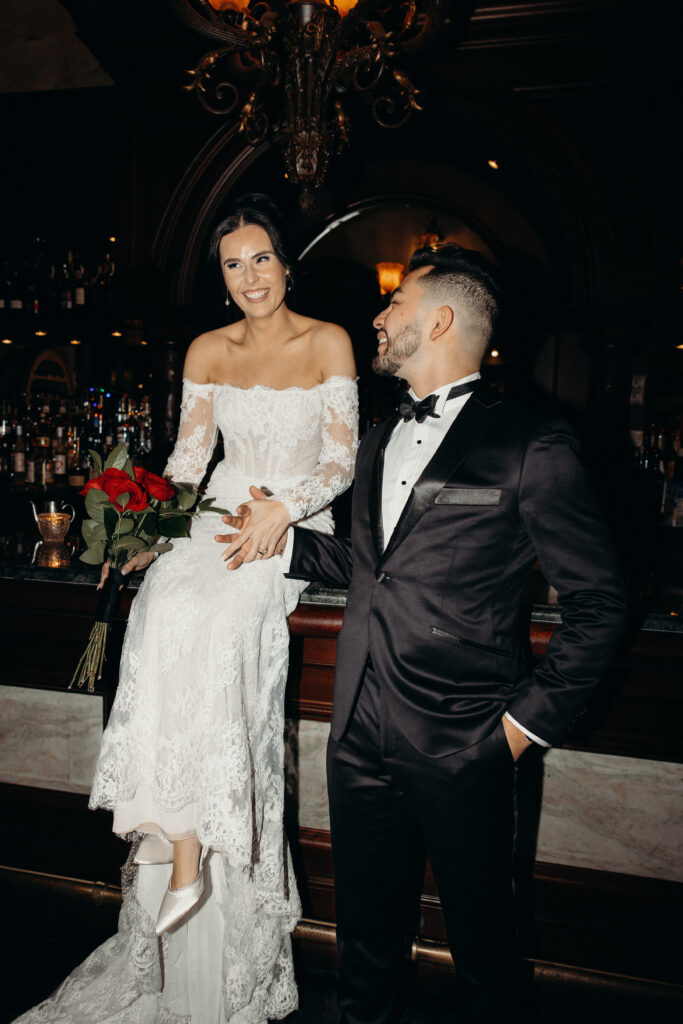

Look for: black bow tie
[398,381,478,423]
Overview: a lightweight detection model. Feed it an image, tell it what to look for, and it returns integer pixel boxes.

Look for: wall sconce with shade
[376,262,404,295]
[173,0,460,204]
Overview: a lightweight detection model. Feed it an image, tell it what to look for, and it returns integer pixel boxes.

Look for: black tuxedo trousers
[288,385,627,1023]
[328,659,519,1024]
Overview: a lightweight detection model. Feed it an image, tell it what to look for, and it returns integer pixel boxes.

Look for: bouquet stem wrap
[94,567,129,622]
[69,569,129,692]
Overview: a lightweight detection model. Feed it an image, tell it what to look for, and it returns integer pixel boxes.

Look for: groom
[217,244,627,1023]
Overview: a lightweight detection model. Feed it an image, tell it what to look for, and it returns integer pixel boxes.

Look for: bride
[15,194,358,1023]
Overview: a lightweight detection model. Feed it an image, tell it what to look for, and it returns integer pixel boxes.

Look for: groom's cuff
[504,712,550,748]
[280,527,295,574]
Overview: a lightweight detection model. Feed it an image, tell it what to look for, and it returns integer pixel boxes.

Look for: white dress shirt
[282,371,548,747]
[381,373,481,547]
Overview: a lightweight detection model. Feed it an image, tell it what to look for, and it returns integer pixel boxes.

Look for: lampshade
[376,262,404,295]
[208,0,249,10]
[331,0,359,15]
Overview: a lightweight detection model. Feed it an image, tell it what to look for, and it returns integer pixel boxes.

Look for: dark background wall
[1,0,680,554]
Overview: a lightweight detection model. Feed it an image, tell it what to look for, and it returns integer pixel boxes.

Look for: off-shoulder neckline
[183,375,356,393]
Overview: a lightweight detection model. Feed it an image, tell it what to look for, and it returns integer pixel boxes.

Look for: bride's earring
[225,291,230,306]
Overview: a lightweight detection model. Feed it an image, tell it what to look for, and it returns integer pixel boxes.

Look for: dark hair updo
[209,193,296,285]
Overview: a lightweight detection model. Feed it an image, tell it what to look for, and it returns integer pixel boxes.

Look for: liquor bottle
[59,252,74,311]
[9,262,24,313]
[25,434,36,489]
[97,249,116,317]
[27,237,46,317]
[67,429,86,489]
[36,436,54,488]
[0,416,10,482]
[53,426,67,484]
[637,423,666,527]
[45,262,59,315]
[73,260,88,312]
[11,423,27,488]
[39,397,53,436]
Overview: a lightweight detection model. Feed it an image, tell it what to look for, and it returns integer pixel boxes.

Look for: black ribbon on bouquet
[94,567,129,624]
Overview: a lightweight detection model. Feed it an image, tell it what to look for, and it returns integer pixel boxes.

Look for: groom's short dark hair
[408,243,500,355]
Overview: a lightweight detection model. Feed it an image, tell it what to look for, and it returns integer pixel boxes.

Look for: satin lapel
[379,391,499,565]
[368,414,400,558]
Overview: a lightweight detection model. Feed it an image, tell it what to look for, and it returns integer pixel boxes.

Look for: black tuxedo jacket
[288,383,627,756]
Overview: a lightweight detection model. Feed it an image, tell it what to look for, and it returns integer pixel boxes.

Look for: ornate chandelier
[172,0,454,204]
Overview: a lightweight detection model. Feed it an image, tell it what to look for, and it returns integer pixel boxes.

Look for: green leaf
[85,490,106,523]
[138,511,157,535]
[115,492,130,509]
[79,541,106,564]
[82,519,106,544]
[103,504,119,539]
[116,536,146,552]
[160,515,190,538]
[104,443,129,471]
[123,457,135,479]
[148,542,173,554]
[85,487,108,503]
[117,517,135,535]
[197,497,231,515]
[176,489,198,511]
[88,450,103,475]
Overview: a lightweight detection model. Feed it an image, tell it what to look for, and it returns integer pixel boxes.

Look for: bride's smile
[219,223,288,317]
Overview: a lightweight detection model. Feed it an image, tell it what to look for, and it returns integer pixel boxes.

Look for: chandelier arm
[333,0,400,50]
[336,42,382,73]
[371,93,413,130]
[383,0,451,57]
[197,79,241,115]
[170,0,255,49]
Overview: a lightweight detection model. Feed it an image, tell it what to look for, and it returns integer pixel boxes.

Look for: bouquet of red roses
[70,443,226,691]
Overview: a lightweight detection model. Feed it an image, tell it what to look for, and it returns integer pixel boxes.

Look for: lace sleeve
[276,376,359,523]
[164,379,218,486]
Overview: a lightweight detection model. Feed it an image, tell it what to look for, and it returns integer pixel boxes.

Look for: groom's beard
[372,320,422,377]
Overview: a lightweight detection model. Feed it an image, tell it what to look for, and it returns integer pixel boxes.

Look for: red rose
[113,479,149,512]
[134,466,175,502]
[80,476,105,496]
[85,467,150,512]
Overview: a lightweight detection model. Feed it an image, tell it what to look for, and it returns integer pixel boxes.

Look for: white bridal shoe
[155,847,208,936]
[134,833,174,865]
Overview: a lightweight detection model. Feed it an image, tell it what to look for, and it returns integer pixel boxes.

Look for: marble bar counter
[1,550,683,1001]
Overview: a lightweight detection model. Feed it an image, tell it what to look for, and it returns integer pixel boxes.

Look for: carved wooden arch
[151,122,270,307]
[435,91,626,308]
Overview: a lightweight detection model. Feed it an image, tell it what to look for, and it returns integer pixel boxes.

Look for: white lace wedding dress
[14,376,358,1024]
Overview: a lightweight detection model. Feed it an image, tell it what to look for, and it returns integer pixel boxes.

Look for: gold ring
[258,548,268,556]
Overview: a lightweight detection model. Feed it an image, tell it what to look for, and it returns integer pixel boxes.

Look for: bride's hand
[98,552,158,590]
[217,486,290,569]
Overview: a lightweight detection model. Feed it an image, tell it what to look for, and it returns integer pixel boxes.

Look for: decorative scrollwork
[237,90,270,145]
[371,70,423,129]
[172,0,459,195]
[184,49,241,115]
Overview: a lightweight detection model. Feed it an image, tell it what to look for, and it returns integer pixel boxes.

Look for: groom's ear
[429,305,454,341]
